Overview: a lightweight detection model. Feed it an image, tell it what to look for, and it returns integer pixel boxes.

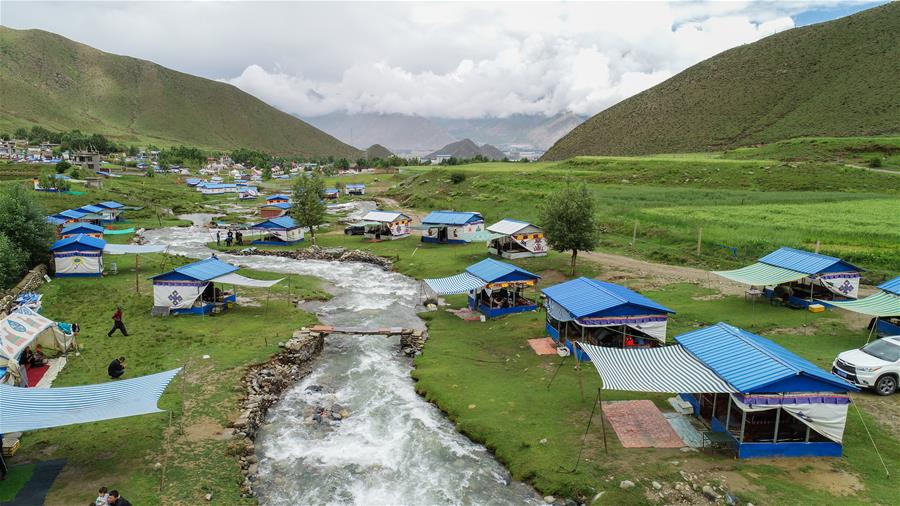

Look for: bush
[55,160,71,173]
[450,172,467,184]
[868,156,883,168]
[0,232,27,288]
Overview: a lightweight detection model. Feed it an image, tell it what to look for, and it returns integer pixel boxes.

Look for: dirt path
[843,163,900,175]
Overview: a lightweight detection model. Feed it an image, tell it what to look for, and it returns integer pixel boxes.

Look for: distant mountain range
[426,139,505,161]
[0,26,360,157]
[544,2,900,159]
[303,112,585,152]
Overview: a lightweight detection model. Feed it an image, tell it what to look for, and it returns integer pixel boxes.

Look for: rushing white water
[143,215,540,506]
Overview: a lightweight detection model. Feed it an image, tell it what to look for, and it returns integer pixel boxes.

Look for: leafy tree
[539,183,598,276]
[55,160,72,173]
[0,184,55,268]
[290,172,326,245]
[69,166,81,179]
[127,145,139,157]
[14,127,28,139]
[355,158,369,170]
[335,158,350,171]
[1,132,10,141]
[0,232,27,288]
[450,172,466,184]
[262,166,272,180]
[146,167,155,178]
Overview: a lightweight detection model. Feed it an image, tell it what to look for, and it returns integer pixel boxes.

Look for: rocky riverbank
[230,328,325,497]
[229,245,394,270]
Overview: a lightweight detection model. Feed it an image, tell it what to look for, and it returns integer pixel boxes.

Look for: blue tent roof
[185,178,201,185]
[253,217,298,230]
[267,194,290,200]
[877,276,900,296]
[55,209,87,220]
[47,216,67,226]
[345,183,365,189]
[324,188,339,193]
[96,201,124,209]
[542,277,674,318]
[151,257,239,282]
[76,204,105,214]
[201,183,237,189]
[675,322,857,393]
[759,247,862,275]
[421,211,483,225]
[50,234,106,251]
[261,202,292,210]
[61,222,105,235]
[466,258,540,284]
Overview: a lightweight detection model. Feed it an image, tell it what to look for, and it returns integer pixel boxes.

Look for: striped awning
[713,262,806,286]
[0,368,181,433]
[824,292,900,317]
[424,272,486,295]
[577,342,737,393]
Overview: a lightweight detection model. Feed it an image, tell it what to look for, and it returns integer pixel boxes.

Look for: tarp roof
[252,217,298,230]
[50,234,106,251]
[421,211,483,225]
[487,219,541,236]
[713,262,807,286]
[324,188,340,193]
[824,292,900,317]
[878,276,900,296]
[76,204,104,214]
[759,247,862,274]
[261,202,292,210]
[675,323,857,393]
[345,183,365,188]
[61,222,105,235]
[266,194,290,200]
[104,244,167,255]
[56,209,87,220]
[0,368,181,433]
[212,273,283,288]
[151,257,238,281]
[424,272,486,295]
[542,277,674,318]
[578,342,737,393]
[47,216,67,226]
[362,210,409,223]
[465,258,539,284]
[95,201,124,209]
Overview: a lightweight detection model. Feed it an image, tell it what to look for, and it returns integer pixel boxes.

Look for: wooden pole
[631,220,638,246]
[696,227,703,257]
[599,387,608,454]
[135,255,140,294]
[815,239,820,253]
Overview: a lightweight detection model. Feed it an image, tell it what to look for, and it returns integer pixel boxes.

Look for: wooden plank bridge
[309,325,416,336]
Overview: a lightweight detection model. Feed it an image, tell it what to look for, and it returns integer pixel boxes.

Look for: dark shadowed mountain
[426,139,505,160]
[365,144,393,160]
[429,112,585,150]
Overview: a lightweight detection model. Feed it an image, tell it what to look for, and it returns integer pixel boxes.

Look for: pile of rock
[400,329,427,357]
[230,246,394,270]
[0,265,47,315]
[231,328,325,497]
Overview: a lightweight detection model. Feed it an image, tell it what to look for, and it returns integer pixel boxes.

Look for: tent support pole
[853,401,890,477]
[546,353,568,390]
[866,317,878,344]
[557,387,603,473]
[773,407,781,443]
[574,341,584,401]
[135,254,140,294]
[599,386,608,454]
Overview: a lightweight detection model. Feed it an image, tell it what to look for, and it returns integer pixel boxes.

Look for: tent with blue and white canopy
[424,258,541,317]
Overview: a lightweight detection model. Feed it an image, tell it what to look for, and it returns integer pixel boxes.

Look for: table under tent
[486,219,548,259]
[250,216,304,245]
[151,257,282,315]
[0,307,77,388]
[825,276,900,338]
[424,258,541,318]
[579,322,859,458]
[360,210,412,241]
[714,247,863,308]
[420,211,485,244]
[542,277,675,361]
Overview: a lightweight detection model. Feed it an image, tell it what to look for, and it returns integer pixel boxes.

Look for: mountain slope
[426,139,505,160]
[430,112,585,150]
[0,27,360,157]
[544,3,900,159]
[365,144,393,160]
[304,112,456,151]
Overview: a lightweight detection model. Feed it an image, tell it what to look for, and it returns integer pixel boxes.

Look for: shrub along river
[144,214,540,505]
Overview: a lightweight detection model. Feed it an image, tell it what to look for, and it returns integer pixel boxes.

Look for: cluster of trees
[2,126,122,154]
[157,145,208,168]
[0,186,55,288]
[437,155,532,166]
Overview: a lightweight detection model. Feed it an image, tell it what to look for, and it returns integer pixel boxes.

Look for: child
[94,486,109,506]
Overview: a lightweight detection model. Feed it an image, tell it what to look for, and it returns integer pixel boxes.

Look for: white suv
[833,336,900,396]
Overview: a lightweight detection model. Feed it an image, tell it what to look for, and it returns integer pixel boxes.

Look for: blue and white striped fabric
[577,342,736,393]
[0,368,181,433]
[424,273,486,295]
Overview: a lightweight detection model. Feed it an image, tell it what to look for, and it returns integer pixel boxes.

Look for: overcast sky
[2,1,886,119]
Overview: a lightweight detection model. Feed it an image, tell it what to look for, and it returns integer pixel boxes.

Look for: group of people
[94,486,131,506]
[216,229,243,247]
[19,344,48,368]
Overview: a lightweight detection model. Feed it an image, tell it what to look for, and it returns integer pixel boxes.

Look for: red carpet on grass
[527,337,558,355]
[603,400,684,448]
[26,364,50,387]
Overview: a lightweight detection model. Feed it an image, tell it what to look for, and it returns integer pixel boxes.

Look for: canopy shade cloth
[0,368,181,433]
[713,262,806,286]
[103,244,167,255]
[578,342,737,393]
[212,273,283,288]
[424,272,486,295]
[824,291,900,317]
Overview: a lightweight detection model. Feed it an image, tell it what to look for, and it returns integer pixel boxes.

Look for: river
[143,214,540,505]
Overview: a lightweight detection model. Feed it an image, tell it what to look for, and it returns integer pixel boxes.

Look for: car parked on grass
[344,223,366,235]
[832,335,900,395]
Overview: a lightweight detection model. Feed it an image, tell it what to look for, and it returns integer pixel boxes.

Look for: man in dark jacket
[108,357,126,379]
[106,490,132,506]
[107,306,128,337]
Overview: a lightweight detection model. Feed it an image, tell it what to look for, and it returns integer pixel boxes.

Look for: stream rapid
[143,213,540,505]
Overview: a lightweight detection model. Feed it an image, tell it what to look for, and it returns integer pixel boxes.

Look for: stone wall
[230,328,325,497]
[0,264,47,315]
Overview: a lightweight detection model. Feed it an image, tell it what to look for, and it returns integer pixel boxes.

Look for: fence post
[630,220,638,246]
[696,227,702,257]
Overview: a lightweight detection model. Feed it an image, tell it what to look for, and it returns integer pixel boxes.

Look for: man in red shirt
[107,306,129,337]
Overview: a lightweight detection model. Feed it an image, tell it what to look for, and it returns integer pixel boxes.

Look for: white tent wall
[730,395,849,444]
[153,282,209,309]
[54,252,102,275]
[818,273,860,299]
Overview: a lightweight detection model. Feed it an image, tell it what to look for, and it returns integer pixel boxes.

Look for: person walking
[108,357,126,379]
[107,306,128,337]
[216,230,221,246]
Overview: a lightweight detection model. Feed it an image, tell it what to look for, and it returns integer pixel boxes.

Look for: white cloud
[0,1,873,118]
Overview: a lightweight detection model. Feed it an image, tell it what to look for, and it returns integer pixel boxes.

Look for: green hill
[544,3,900,160]
[0,26,361,158]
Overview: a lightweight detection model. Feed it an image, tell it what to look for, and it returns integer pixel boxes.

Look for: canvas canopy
[0,368,181,433]
[578,342,737,393]
[424,272,486,295]
[212,273,283,288]
[713,262,806,286]
[0,307,73,361]
[103,244,167,255]
[824,291,900,317]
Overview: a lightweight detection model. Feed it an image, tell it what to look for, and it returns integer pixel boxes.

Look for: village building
[360,211,412,241]
[542,277,675,360]
[250,216,304,245]
[345,183,366,195]
[266,194,290,204]
[259,202,292,219]
[72,151,102,172]
[486,219,548,259]
[60,222,105,239]
[94,201,125,222]
[323,188,340,200]
[50,234,105,277]
[420,211,485,244]
[424,258,541,318]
